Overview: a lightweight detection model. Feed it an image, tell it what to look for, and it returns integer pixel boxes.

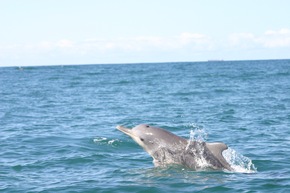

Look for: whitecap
[93,137,107,143]
[93,137,121,147]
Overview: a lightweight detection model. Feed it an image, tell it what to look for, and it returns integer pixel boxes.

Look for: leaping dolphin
[117,124,233,171]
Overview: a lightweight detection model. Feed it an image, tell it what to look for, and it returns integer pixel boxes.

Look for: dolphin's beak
[116,125,134,137]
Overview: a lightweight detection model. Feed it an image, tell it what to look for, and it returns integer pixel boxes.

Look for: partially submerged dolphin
[117,124,233,171]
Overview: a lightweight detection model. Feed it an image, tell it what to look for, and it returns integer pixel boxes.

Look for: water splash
[223,147,257,173]
[188,123,208,142]
[186,124,212,169]
[186,123,257,173]
[93,137,121,147]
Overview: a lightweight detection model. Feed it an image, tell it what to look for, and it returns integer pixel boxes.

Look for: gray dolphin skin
[116,124,233,171]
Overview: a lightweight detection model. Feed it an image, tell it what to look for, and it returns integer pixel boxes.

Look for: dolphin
[116,124,233,171]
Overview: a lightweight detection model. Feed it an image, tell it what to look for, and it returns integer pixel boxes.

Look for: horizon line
[1,58,290,68]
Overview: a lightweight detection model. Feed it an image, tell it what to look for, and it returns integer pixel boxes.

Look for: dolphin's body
[117,124,233,171]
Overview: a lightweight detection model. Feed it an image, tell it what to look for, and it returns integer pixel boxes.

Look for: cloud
[260,28,290,48]
[264,28,290,36]
[56,39,74,48]
[229,33,255,47]
[37,39,74,50]
[79,33,212,52]
[0,33,213,66]
[179,32,210,45]
[228,28,290,48]
[1,29,289,66]
[0,32,213,59]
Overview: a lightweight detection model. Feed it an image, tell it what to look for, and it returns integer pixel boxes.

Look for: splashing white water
[187,123,257,173]
[223,147,257,173]
[93,137,121,147]
[188,123,208,142]
[186,124,213,169]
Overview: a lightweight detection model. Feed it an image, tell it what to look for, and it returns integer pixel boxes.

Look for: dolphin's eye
[140,138,144,141]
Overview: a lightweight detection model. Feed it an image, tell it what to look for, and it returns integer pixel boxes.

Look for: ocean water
[1,60,290,192]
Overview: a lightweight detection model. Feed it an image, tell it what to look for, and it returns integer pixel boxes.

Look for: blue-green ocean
[1,60,290,192]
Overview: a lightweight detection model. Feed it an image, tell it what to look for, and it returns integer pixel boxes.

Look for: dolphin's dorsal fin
[206,142,232,170]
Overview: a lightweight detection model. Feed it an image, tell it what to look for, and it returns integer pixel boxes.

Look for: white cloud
[0,32,213,58]
[179,32,210,45]
[229,33,255,46]
[1,29,289,66]
[259,28,290,48]
[228,28,290,48]
[264,28,290,36]
[0,33,212,66]
[39,41,54,50]
[65,32,213,53]
[56,39,74,48]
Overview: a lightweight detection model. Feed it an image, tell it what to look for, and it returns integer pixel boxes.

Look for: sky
[0,0,290,66]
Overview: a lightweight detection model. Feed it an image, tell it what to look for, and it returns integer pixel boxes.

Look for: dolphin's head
[116,124,186,156]
[116,124,160,154]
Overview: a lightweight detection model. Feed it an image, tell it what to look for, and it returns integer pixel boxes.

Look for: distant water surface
[1,60,290,192]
